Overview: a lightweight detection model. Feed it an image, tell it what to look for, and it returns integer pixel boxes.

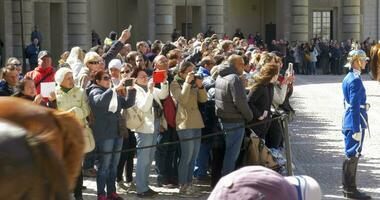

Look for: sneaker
[136,188,158,198]
[187,184,201,197]
[178,185,196,198]
[161,183,177,189]
[83,168,97,177]
[117,181,129,191]
[107,192,124,200]
[126,182,136,192]
[98,195,107,200]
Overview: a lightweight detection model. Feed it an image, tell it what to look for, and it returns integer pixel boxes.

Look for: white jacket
[133,82,169,134]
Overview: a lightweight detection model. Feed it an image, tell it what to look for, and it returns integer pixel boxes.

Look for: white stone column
[342,0,361,41]
[12,0,33,58]
[67,0,90,49]
[155,0,174,42]
[2,0,13,60]
[206,0,224,37]
[291,0,309,42]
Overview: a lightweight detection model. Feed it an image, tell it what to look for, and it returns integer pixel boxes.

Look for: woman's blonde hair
[84,52,101,65]
[250,63,279,91]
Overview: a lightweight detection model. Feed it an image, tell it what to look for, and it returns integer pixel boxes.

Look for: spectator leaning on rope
[170,61,207,197]
[131,68,169,197]
[88,70,136,200]
[215,55,253,176]
[152,55,179,188]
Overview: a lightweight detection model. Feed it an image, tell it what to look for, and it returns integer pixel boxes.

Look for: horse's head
[0,97,84,189]
[370,44,380,81]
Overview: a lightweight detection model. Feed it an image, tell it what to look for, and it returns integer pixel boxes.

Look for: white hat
[284,175,322,200]
[108,59,122,71]
[55,67,72,86]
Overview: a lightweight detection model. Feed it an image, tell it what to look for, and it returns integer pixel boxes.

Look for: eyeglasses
[13,63,22,67]
[102,76,111,81]
[88,61,100,65]
[121,70,130,74]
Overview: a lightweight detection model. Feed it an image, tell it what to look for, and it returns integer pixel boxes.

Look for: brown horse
[370,44,380,81]
[0,97,84,199]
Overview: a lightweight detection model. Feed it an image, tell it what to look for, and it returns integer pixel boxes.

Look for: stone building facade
[0,0,379,64]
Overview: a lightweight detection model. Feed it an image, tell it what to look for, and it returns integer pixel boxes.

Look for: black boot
[342,157,371,199]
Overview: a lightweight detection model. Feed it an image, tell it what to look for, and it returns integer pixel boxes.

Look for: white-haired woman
[51,67,91,200]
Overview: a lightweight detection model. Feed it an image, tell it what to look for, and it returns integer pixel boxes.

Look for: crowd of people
[4,26,366,200]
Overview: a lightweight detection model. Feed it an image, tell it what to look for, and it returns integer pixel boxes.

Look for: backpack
[162,95,176,129]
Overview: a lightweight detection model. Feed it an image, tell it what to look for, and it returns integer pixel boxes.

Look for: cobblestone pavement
[290,75,380,200]
[81,75,380,200]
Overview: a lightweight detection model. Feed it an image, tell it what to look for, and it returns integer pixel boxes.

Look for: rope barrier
[92,114,288,155]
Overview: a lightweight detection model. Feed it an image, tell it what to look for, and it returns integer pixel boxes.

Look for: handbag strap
[35,70,54,88]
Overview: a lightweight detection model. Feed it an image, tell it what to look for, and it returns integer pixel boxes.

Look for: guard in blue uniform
[341,50,371,199]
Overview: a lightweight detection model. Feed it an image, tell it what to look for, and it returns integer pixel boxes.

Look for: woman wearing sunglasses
[88,70,136,200]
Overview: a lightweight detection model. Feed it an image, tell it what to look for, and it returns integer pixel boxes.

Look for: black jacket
[247,83,274,138]
[0,81,15,96]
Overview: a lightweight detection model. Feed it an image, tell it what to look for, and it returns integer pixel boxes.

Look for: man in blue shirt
[341,49,371,199]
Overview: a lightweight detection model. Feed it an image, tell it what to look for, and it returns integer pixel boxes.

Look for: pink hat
[208,166,297,200]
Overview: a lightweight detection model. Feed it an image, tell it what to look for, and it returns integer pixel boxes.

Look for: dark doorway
[34,2,63,64]
[265,23,276,44]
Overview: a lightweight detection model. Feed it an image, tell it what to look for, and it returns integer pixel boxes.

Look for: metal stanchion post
[282,114,294,176]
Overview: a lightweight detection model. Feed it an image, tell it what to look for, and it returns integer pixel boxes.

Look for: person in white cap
[51,67,92,200]
[108,59,123,86]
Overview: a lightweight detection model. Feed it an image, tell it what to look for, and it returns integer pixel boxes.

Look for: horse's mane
[0,97,84,190]
[370,44,380,81]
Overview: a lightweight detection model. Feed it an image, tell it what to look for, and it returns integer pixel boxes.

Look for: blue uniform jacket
[342,69,367,133]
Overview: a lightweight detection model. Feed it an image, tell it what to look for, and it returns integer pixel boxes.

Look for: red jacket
[25,66,55,102]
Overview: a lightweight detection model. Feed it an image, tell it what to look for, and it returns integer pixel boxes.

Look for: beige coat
[170,80,207,131]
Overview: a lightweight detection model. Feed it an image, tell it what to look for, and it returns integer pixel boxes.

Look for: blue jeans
[135,120,159,193]
[219,122,245,176]
[96,137,123,196]
[310,62,317,75]
[194,142,211,178]
[177,129,201,185]
[135,132,158,193]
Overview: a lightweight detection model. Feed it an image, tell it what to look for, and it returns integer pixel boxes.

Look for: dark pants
[210,146,225,188]
[83,151,96,170]
[265,118,283,149]
[294,63,300,74]
[116,134,136,183]
[331,59,340,75]
[155,127,179,185]
[30,63,38,71]
[73,169,83,198]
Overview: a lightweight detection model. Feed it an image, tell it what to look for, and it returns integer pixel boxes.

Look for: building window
[313,11,332,40]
